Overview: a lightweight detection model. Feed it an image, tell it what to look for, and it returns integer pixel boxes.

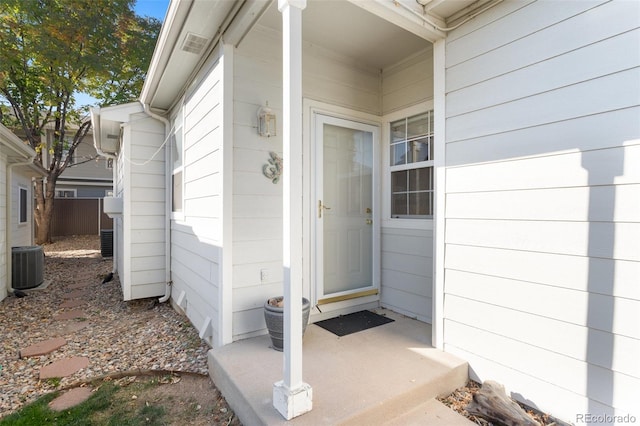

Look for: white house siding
[231,24,389,340]
[11,170,33,247]
[120,114,166,301]
[0,153,6,301]
[379,49,434,322]
[169,50,226,347]
[442,0,640,421]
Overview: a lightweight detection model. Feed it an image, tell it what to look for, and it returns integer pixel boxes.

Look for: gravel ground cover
[0,235,211,417]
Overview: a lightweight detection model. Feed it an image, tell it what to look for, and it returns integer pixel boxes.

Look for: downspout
[92,113,118,276]
[140,101,172,303]
[6,160,36,295]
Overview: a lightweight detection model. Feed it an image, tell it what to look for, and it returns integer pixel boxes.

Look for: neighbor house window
[389,111,434,218]
[19,187,28,224]
[55,189,76,198]
[60,136,75,165]
[171,109,184,213]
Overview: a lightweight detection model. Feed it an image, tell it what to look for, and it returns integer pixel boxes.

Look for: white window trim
[18,186,28,225]
[382,101,434,231]
[55,189,77,198]
[170,106,185,221]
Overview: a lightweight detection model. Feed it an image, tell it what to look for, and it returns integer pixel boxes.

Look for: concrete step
[382,398,474,425]
[209,309,469,425]
[340,354,468,425]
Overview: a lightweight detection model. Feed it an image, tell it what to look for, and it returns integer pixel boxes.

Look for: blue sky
[75,0,170,106]
[135,0,170,20]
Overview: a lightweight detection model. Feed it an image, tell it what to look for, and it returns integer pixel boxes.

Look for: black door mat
[314,310,395,337]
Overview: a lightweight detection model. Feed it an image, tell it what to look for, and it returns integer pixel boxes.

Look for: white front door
[315,114,379,303]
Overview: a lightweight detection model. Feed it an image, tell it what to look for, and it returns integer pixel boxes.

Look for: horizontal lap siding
[0,156,6,301]
[123,116,166,300]
[381,228,433,322]
[443,0,640,421]
[170,57,225,347]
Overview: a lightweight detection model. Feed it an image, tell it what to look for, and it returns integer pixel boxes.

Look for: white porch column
[432,38,446,350]
[273,0,312,420]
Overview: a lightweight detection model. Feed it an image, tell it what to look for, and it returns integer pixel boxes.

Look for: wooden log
[466,380,540,426]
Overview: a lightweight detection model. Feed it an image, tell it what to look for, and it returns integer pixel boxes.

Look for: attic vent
[181,32,209,54]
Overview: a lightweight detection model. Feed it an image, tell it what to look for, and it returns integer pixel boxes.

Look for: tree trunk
[34,176,57,245]
[466,380,540,426]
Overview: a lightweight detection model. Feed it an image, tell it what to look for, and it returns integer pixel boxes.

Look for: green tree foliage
[0,0,160,243]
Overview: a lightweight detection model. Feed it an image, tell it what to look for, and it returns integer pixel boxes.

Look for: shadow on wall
[581,147,624,418]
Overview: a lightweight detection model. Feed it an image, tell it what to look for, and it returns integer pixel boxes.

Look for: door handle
[319,200,331,218]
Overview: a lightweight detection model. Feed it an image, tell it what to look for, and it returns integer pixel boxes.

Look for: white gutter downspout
[6,159,36,295]
[91,111,118,275]
[141,101,172,304]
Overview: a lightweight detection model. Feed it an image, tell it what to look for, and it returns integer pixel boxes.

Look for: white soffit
[149,0,237,110]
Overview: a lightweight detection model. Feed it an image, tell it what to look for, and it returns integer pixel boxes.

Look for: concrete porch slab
[209,309,469,425]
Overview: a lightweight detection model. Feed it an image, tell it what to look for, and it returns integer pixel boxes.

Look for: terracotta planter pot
[263,297,311,351]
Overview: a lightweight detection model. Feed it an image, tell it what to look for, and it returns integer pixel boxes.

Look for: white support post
[273,0,312,420]
[432,38,446,350]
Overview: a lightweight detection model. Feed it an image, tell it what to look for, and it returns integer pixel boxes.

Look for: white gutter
[140,101,172,304]
[392,0,503,32]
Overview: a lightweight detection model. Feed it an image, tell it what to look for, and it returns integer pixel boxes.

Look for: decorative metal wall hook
[263,151,283,184]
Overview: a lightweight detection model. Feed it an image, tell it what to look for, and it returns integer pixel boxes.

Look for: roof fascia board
[0,124,37,160]
[140,0,195,105]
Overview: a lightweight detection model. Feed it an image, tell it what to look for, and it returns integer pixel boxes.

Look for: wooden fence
[37,198,114,237]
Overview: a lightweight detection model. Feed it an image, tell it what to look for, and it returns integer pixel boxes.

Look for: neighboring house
[0,124,44,301]
[41,127,114,199]
[91,0,639,423]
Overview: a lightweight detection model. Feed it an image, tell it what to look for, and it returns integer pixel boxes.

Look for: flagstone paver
[60,299,86,308]
[48,387,93,411]
[67,282,91,290]
[62,290,89,299]
[39,356,89,379]
[52,321,90,336]
[53,310,87,321]
[19,337,67,358]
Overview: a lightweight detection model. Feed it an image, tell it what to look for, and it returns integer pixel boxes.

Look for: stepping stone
[40,356,89,379]
[60,299,86,308]
[68,282,91,290]
[19,337,67,358]
[48,387,93,411]
[53,321,90,336]
[53,310,87,321]
[62,290,89,299]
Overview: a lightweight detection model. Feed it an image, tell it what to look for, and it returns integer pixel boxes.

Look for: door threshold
[317,288,379,305]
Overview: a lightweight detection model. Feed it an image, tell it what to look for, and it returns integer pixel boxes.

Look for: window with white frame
[389,111,434,218]
[55,189,77,198]
[171,109,184,213]
[18,187,28,224]
[60,136,75,165]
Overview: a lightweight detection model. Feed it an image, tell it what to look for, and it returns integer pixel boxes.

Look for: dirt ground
[89,374,241,426]
[2,235,241,425]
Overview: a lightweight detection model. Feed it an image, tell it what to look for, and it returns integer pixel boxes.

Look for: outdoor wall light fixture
[257,102,276,138]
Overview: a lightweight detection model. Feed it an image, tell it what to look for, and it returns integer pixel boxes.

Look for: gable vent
[181,32,209,54]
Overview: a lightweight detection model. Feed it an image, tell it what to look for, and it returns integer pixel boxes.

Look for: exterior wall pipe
[91,110,119,275]
[140,101,172,304]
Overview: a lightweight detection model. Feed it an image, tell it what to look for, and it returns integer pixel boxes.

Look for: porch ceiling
[258,0,430,70]
[142,0,489,110]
